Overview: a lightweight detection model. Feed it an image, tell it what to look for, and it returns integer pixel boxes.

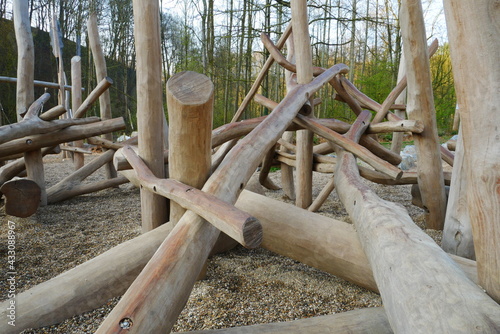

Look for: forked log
[96,64,349,333]
[0,178,40,217]
[443,0,500,300]
[120,146,262,249]
[334,113,500,331]
[133,0,168,232]
[0,118,125,157]
[178,307,391,333]
[167,71,213,225]
[399,0,447,230]
[0,189,480,334]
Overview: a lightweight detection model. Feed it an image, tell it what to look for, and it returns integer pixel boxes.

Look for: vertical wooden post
[87,13,117,179]
[443,0,500,302]
[167,71,213,225]
[14,0,47,206]
[400,0,446,230]
[291,0,314,208]
[71,56,84,170]
[133,0,168,232]
[390,52,407,154]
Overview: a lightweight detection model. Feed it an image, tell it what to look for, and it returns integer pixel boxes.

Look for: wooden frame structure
[0,0,499,333]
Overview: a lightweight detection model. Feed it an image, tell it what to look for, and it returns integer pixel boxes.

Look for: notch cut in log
[120,145,262,249]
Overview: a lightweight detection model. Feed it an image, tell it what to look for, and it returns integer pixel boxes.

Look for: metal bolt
[119,318,133,329]
[26,139,33,145]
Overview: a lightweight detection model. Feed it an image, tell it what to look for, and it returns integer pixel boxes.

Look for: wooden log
[72,77,113,119]
[0,76,79,91]
[47,149,115,203]
[1,188,481,334]
[446,139,456,151]
[291,0,314,209]
[440,146,454,167]
[443,0,500,301]
[258,145,281,190]
[333,114,500,331]
[46,176,128,204]
[60,146,92,154]
[0,178,40,217]
[133,0,168,232]
[0,114,100,145]
[121,145,262,249]
[177,307,392,334]
[391,52,408,154]
[442,129,474,259]
[71,56,85,170]
[96,64,349,333]
[307,175,335,212]
[38,104,67,121]
[400,0,447,230]
[294,114,402,180]
[167,71,213,225]
[280,131,295,200]
[0,146,60,186]
[0,118,125,157]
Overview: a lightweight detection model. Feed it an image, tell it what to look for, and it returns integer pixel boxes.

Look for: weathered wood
[280,131,295,199]
[0,146,60,186]
[258,145,281,190]
[96,64,349,333]
[0,178,40,217]
[47,176,128,204]
[38,104,67,121]
[121,145,262,249]
[400,0,447,230]
[132,0,168,232]
[442,130,474,260]
[177,307,392,334]
[60,146,92,154]
[71,56,85,170]
[88,13,116,179]
[294,114,402,179]
[1,188,480,334]
[446,139,456,151]
[334,115,500,331]
[167,71,213,225]
[291,0,314,208]
[72,77,113,119]
[0,118,125,157]
[391,52,408,154]
[443,0,500,301]
[307,175,335,212]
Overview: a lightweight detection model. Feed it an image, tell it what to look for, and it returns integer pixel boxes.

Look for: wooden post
[400,0,446,230]
[390,52,407,154]
[443,0,500,302]
[87,13,117,179]
[291,0,314,209]
[13,0,47,206]
[132,0,168,232]
[167,71,213,225]
[71,56,84,170]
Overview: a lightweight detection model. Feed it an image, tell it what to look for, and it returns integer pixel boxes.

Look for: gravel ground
[0,153,436,333]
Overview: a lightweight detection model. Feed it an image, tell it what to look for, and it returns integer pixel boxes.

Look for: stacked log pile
[1,0,499,333]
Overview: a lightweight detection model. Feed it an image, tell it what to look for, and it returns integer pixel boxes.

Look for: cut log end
[0,178,41,217]
[242,217,263,249]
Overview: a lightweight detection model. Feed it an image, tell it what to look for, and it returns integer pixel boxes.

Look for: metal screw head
[119,318,133,329]
[26,139,33,145]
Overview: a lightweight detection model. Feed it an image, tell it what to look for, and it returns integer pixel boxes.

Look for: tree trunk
[443,0,500,302]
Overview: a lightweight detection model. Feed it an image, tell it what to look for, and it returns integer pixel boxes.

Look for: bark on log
[443,0,500,301]
[0,118,125,157]
[88,13,116,179]
[400,0,446,230]
[96,64,349,333]
[133,0,168,232]
[167,71,213,225]
[121,145,262,249]
[177,307,392,334]
[334,114,500,331]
